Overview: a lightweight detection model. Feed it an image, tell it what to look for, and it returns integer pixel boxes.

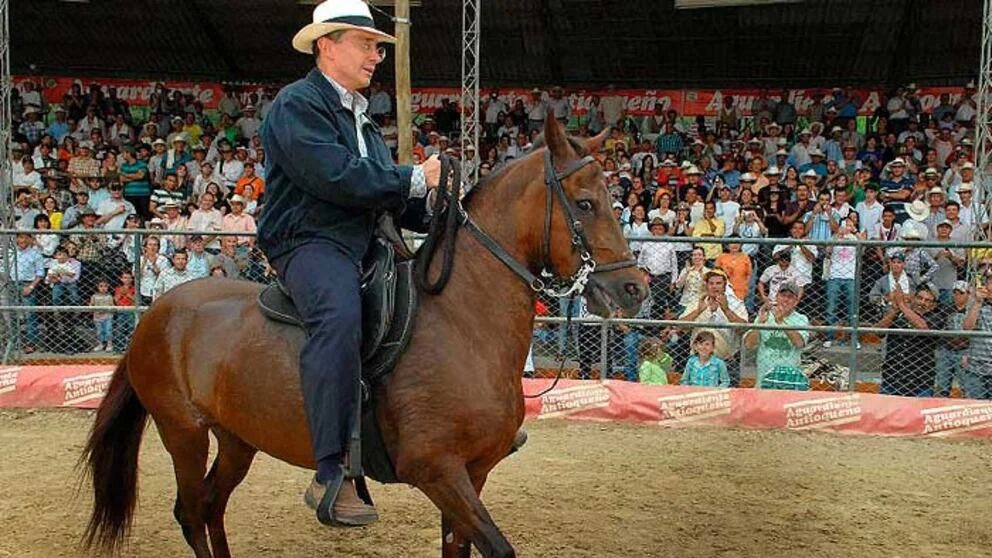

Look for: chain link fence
[3,229,992,400]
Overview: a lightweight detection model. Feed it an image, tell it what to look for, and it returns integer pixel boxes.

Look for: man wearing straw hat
[258,0,441,527]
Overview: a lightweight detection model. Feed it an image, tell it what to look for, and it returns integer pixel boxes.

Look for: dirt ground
[1,410,991,558]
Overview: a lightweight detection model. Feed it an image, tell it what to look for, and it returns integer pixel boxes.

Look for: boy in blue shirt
[680,330,730,387]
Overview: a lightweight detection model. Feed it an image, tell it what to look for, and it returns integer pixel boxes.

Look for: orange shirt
[235,176,265,200]
[715,252,752,301]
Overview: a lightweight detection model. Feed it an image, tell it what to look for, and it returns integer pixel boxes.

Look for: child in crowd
[113,270,137,352]
[680,330,729,387]
[638,337,672,385]
[90,279,114,352]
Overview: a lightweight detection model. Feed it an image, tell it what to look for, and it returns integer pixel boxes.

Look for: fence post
[132,231,143,325]
[599,320,610,381]
[848,242,863,392]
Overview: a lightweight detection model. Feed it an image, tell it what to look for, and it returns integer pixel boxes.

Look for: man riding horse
[257,0,442,527]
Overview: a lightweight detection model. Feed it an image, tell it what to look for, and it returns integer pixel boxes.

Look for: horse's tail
[80,355,147,553]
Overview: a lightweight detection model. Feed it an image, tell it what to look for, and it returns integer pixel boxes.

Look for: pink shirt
[222,212,257,245]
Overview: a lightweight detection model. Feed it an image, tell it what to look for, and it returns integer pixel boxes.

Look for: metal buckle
[529,277,546,292]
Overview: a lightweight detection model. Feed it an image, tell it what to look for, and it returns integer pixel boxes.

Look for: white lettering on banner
[538,384,611,419]
[784,394,862,430]
[0,367,20,396]
[62,371,114,406]
[859,91,882,115]
[922,403,992,437]
[657,389,732,426]
[410,91,460,114]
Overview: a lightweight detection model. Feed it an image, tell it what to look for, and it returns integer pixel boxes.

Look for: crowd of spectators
[5,79,992,398]
[7,81,273,354]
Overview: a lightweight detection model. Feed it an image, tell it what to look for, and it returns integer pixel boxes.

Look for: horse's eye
[577,200,593,212]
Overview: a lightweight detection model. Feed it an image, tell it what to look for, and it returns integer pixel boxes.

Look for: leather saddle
[257,236,418,384]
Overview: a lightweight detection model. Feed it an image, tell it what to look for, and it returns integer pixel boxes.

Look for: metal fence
[3,229,992,400]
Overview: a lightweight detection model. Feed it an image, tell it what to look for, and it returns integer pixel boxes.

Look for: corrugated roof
[11,0,981,87]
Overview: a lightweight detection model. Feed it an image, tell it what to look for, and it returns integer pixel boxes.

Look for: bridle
[417,151,638,298]
[415,150,638,399]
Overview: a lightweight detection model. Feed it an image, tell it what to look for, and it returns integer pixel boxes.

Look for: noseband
[431,151,636,298]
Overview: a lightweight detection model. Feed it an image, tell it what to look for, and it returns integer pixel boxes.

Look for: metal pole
[460,0,481,185]
[973,0,992,247]
[848,243,863,392]
[394,0,413,165]
[599,321,609,381]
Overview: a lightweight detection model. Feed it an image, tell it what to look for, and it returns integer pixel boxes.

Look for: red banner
[3,366,991,439]
[13,75,972,117]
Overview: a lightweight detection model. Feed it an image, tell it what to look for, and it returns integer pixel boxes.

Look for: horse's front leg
[441,513,472,558]
[420,467,513,558]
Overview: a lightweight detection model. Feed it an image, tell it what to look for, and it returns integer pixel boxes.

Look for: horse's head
[534,117,648,318]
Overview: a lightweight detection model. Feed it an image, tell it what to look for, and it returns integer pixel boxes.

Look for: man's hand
[421,155,442,189]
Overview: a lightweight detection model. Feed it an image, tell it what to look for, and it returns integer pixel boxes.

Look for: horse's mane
[462,135,590,205]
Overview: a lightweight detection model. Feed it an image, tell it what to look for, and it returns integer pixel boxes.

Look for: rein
[414,151,637,398]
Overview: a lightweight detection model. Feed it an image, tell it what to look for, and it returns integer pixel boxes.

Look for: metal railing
[2,229,992,400]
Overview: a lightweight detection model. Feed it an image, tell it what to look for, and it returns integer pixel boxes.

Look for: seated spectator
[679,268,749,386]
[150,173,186,218]
[889,229,938,285]
[186,192,224,252]
[876,286,939,397]
[744,281,809,388]
[638,337,672,386]
[680,331,729,388]
[185,236,211,279]
[962,272,992,399]
[234,161,265,200]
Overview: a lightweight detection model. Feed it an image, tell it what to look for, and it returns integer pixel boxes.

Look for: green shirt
[120,160,151,197]
[639,356,672,385]
[754,311,809,386]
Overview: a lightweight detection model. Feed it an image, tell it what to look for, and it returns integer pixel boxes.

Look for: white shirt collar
[321,71,369,117]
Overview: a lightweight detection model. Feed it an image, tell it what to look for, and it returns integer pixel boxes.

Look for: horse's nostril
[624,282,646,299]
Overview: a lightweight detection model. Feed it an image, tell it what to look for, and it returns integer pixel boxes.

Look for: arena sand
[1,410,990,557]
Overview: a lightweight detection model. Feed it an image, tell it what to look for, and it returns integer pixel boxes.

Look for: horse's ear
[584,129,610,154]
[543,116,574,161]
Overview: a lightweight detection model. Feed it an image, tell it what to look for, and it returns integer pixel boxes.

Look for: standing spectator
[89,279,114,352]
[692,200,725,263]
[935,281,971,398]
[928,221,966,304]
[676,247,708,312]
[119,146,152,220]
[138,236,169,305]
[95,183,136,233]
[679,269,749,386]
[150,174,187,219]
[221,195,257,254]
[879,158,914,223]
[112,270,136,352]
[234,162,265,200]
[715,237,752,302]
[962,273,992,399]
[744,281,809,388]
[153,249,196,300]
[655,122,683,160]
[216,144,244,191]
[7,233,45,353]
[68,142,101,193]
[46,245,81,307]
[236,106,261,140]
[185,236,211,279]
[823,220,859,348]
[876,286,938,397]
[759,246,803,305]
[856,183,884,239]
[680,331,729,388]
[637,219,678,319]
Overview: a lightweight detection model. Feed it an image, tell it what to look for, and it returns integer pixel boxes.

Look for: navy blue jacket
[258,69,428,264]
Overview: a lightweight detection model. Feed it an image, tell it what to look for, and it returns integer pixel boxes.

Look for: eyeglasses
[350,38,387,61]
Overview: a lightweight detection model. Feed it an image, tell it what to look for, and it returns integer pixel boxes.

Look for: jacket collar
[307,68,348,114]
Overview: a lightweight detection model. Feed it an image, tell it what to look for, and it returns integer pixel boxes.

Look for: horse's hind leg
[421,467,514,558]
[159,422,213,558]
[204,428,257,558]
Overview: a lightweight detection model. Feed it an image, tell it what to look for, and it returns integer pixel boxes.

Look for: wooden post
[395,0,412,164]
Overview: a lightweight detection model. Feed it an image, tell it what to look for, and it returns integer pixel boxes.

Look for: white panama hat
[292,0,397,55]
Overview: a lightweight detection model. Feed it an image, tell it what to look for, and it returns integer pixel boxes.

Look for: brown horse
[81,117,647,558]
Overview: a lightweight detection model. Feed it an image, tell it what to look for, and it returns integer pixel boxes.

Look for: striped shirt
[151,188,186,209]
[968,305,992,371]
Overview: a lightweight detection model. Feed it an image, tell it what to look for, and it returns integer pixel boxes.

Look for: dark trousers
[271,242,362,462]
